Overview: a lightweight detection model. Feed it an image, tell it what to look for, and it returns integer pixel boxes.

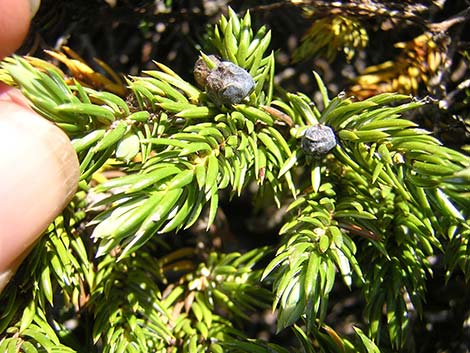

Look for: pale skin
[0,0,80,292]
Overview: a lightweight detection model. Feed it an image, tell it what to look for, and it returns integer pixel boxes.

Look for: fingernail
[29,0,41,18]
[46,124,81,205]
[16,105,80,215]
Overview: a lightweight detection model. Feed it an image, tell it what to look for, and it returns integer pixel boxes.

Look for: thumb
[0,99,80,292]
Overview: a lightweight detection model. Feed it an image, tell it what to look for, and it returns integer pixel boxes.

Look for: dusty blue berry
[301,125,336,156]
[195,57,254,105]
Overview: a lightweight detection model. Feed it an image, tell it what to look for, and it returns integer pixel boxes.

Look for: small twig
[338,222,381,242]
[261,105,294,126]
[428,6,470,32]
[282,0,429,29]
[440,78,470,110]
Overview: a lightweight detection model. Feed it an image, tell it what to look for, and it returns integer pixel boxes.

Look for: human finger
[0,100,80,292]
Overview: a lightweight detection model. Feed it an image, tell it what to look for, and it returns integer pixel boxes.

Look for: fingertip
[0,0,32,58]
[0,101,79,276]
